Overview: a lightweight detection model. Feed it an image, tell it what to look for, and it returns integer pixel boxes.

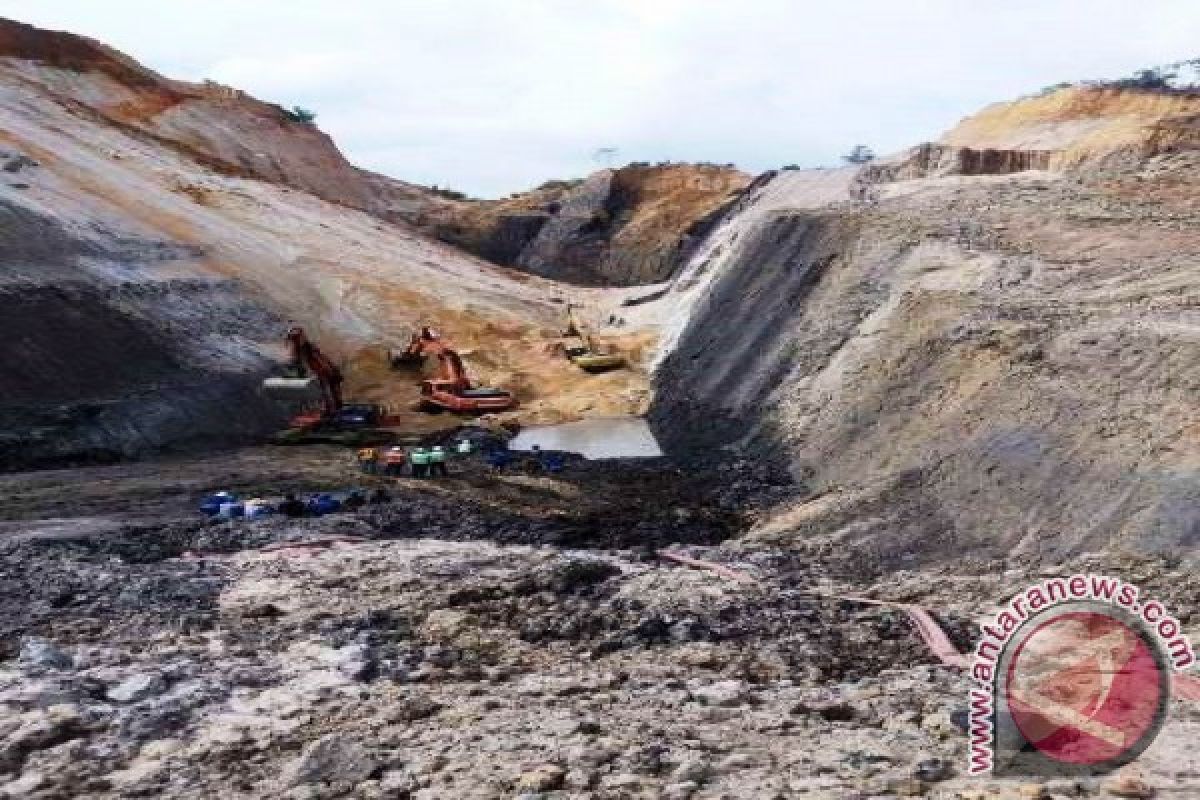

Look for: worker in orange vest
[357,447,378,475]
[382,446,407,476]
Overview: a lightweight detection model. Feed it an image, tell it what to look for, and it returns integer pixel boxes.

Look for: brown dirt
[942,85,1200,166]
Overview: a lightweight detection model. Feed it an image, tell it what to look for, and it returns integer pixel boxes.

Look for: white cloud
[3,1,1199,197]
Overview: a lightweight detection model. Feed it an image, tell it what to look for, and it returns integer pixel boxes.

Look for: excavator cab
[390,326,441,370]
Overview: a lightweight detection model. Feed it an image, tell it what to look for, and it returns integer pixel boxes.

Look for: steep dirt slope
[942,84,1200,167]
[0,27,650,469]
[648,87,1200,567]
[0,17,457,221]
[423,164,750,286]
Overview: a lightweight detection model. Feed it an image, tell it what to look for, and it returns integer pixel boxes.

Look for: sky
[4,1,1199,198]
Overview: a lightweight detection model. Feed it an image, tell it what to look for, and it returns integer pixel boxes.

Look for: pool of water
[509,417,663,460]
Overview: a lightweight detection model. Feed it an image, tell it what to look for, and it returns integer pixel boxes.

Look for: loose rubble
[2,448,1197,798]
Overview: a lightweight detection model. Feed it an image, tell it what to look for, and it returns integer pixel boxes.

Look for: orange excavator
[263,327,392,430]
[398,327,516,413]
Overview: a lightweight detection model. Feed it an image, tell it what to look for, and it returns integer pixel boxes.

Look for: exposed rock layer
[424,164,750,286]
[865,143,1053,182]
[651,146,1200,565]
[0,17,452,219]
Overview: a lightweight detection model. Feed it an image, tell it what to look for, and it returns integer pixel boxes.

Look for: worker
[342,490,366,511]
[429,446,449,478]
[486,448,513,472]
[278,492,306,518]
[410,447,430,478]
[244,497,272,519]
[382,446,407,476]
[357,447,378,475]
[308,493,341,516]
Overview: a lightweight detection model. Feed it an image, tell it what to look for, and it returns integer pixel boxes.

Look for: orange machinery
[397,327,516,414]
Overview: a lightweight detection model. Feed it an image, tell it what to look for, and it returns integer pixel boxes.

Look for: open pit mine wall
[649,167,1200,568]
[0,198,286,471]
[428,165,750,287]
[0,18,448,222]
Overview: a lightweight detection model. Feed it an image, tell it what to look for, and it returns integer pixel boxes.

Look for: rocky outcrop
[864,143,1053,182]
[1141,112,1200,157]
[426,164,750,286]
[940,84,1200,167]
[517,170,617,280]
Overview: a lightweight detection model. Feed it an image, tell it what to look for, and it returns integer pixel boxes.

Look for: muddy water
[510,417,663,459]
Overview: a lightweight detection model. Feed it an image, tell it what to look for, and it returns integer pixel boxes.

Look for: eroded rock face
[940,85,1200,165]
[865,142,1054,181]
[0,18,439,218]
[0,198,284,470]
[651,150,1200,566]
[517,170,617,282]
[426,164,751,286]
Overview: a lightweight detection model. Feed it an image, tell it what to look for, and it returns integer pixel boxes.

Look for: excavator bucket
[570,353,626,372]
[262,376,319,393]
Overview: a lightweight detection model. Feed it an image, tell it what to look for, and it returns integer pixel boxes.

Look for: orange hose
[656,550,1194,686]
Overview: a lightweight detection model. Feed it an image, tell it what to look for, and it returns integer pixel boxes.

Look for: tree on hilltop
[842,145,875,164]
[283,106,317,124]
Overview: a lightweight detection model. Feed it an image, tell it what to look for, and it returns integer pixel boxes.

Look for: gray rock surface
[285,734,378,787]
[106,673,167,704]
[653,153,1200,566]
[17,639,72,672]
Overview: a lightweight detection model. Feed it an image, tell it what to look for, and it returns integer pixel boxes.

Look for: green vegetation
[1110,67,1178,90]
[428,185,471,201]
[1032,59,1200,97]
[842,145,875,165]
[1035,81,1074,97]
[282,106,317,124]
[536,178,585,191]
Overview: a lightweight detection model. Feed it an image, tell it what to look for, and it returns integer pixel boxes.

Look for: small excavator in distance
[562,304,625,372]
[395,327,516,414]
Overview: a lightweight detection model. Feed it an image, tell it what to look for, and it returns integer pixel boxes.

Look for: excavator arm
[285,327,344,415]
[437,348,471,390]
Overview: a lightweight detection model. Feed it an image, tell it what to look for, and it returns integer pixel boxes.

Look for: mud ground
[2,448,1199,799]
